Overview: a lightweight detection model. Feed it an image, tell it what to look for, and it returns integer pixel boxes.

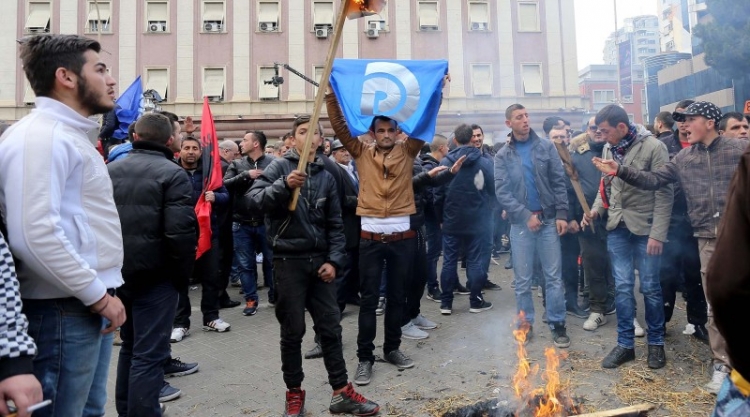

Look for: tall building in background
[1,0,585,141]
[602,15,659,103]
[578,64,646,124]
[657,0,692,53]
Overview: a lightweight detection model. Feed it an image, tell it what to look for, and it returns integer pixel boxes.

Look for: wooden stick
[553,140,595,232]
[288,0,350,211]
[575,403,655,417]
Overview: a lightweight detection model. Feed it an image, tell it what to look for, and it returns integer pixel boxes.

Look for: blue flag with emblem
[329,59,448,143]
[113,76,143,140]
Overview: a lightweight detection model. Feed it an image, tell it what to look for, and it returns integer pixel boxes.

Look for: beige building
[4,0,584,140]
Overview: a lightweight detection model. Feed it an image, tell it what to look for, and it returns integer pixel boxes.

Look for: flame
[346,0,386,19]
[512,311,534,398]
[534,348,563,417]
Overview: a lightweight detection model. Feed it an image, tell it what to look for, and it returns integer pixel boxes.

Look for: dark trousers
[358,237,415,363]
[578,226,614,313]
[561,232,581,308]
[336,247,360,312]
[425,219,442,292]
[218,225,234,304]
[440,232,490,307]
[660,224,707,325]
[116,282,177,417]
[174,238,221,327]
[403,227,427,324]
[274,256,347,390]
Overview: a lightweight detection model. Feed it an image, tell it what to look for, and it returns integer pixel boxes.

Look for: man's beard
[77,76,115,115]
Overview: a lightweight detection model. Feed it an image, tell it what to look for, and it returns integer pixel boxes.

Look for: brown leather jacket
[325,92,423,218]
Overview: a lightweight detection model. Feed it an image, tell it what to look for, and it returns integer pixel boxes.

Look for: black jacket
[420,154,441,222]
[107,141,197,291]
[224,154,275,224]
[656,131,690,225]
[437,146,495,235]
[411,159,455,230]
[179,158,230,237]
[333,162,361,250]
[246,150,346,269]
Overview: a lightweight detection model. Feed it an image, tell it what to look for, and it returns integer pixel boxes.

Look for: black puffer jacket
[411,159,455,230]
[107,141,197,291]
[246,150,346,269]
[224,154,275,223]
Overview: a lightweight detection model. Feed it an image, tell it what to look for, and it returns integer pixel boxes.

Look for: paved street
[104,254,714,416]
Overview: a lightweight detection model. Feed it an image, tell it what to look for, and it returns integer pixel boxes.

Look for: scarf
[610,124,638,163]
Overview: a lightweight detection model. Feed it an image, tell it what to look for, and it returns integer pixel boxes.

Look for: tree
[693,0,750,80]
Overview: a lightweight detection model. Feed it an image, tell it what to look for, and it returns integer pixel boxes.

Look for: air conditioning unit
[366,28,379,38]
[315,25,329,38]
[471,22,487,31]
[368,21,381,30]
[204,22,221,32]
[259,21,277,32]
[148,21,166,32]
[420,25,438,31]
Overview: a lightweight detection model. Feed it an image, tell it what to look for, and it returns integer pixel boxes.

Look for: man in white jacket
[0,34,126,417]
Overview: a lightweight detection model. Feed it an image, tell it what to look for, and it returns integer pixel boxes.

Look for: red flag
[195,97,224,259]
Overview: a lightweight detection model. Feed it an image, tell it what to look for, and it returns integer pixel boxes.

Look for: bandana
[610,124,638,164]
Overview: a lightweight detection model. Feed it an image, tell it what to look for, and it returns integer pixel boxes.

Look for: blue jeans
[607,228,665,348]
[439,232,490,307]
[23,297,112,417]
[510,220,566,327]
[232,222,274,302]
[116,281,178,416]
[425,219,442,291]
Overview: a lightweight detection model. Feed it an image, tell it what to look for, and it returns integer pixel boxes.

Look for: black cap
[672,101,723,123]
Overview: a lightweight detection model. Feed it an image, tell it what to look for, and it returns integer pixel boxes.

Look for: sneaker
[401,322,429,340]
[375,297,386,316]
[551,323,570,348]
[426,287,442,303]
[243,300,258,316]
[469,300,493,313]
[440,302,452,315]
[283,388,306,417]
[354,361,373,386]
[601,345,636,369]
[170,327,189,343]
[693,324,710,343]
[605,302,617,315]
[566,304,589,319]
[203,318,231,332]
[113,328,123,346]
[220,299,241,309]
[454,283,470,295]
[483,280,502,291]
[504,257,513,269]
[583,313,607,331]
[510,280,516,289]
[305,343,323,359]
[329,382,380,416]
[634,318,645,337]
[705,364,731,394]
[647,345,667,369]
[159,381,181,402]
[164,357,199,377]
[256,253,263,264]
[412,314,437,330]
[384,349,414,369]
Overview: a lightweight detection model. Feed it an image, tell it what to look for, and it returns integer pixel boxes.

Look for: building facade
[578,64,646,125]
[3,0,585,140]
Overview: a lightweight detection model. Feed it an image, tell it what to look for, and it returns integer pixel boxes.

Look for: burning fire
[512,312,578,417]
[347,0,387,19]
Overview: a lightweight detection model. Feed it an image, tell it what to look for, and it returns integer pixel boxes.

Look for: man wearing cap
[593,101,748,392]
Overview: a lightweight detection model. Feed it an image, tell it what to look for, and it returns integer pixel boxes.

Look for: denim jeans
[425,219,442,291]
[23,297,112,417]
[439,232,490,308]
[116,281,178,416]
[509,220,566,327]
[607,228,665,349]
[274,256,347,390]
[232,222,274,303]
[358,237,415,363]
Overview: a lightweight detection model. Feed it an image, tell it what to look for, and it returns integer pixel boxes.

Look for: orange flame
[347,0,386,19]
[512,311,534,398]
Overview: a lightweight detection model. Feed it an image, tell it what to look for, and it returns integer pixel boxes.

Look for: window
[259,66,279,100]
[25,1,51,33]
[471,64,492,96]
[202,1,225,33]
[593,90,615,103]
[258,1,280,32]
[469,2,489,31]
[517,1,539,32]
[313,66,324,97]
[418,1,439,31]
[146,1,168,33]
[145,68,169,101]
[521,64,542,94]
[313,1,334,26]
[203,68,225,101]
[23,79,36,105]
[86,1,111,33]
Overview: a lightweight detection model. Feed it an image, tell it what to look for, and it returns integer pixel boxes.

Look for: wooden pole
[575,403,655,417]
[288,0,351,211]
[552,140,595,232]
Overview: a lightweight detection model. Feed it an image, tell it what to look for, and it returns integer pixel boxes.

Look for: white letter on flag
[360,62,420,123]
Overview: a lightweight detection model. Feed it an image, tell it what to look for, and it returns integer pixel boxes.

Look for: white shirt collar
[33,97,101,132]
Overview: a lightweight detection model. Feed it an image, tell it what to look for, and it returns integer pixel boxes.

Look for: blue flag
[329,59,448,143]
[113,76,143,140]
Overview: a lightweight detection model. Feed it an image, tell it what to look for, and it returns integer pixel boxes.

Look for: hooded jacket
[246,149,346,269]
[436,146,495,235]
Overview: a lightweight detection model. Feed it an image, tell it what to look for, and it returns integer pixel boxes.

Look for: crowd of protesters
[1,34,750,417]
